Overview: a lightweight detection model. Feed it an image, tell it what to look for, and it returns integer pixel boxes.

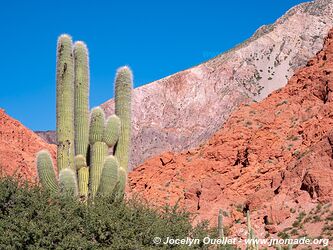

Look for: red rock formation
[0,109,56,182]
[128,29,333,236]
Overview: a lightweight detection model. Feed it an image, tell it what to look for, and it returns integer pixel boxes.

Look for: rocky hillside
[128,28,333,240]
[0,109,56,182]
[99,0,333,169]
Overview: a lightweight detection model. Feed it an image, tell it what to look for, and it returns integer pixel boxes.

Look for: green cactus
[246,210,259,250]
[75,154,87,170]
[117,167,127,198]
[98,155,119,195]
[78,167,89,198]
[217,209,224,238]
[59,168,78,196]
[104,114,121,147]
[89,141,108,198]
[56,34,75,171]
[36,150,58,193]
[114,66,132,173]
[89,107,105,144]
[37,35,131,202]
[74,41,90,158]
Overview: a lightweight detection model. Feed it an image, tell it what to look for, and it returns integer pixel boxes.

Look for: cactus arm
[89,142,108,198]
[59,168,78,196]
[104,115,121,147]
[36,150,58,193]
[98,155,119,195]
[78,167,89,199]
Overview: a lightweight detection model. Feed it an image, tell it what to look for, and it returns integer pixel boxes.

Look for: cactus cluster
[36,34,132,201]
[246,210,259,250]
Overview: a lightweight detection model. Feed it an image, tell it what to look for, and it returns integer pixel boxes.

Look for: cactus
[117,167,127,198]
[104,115,121,147]
[217,209,224,238]
[114,66,132,173]
[98,155,119,195]
[78,167,89,198]
[36,150,58,193]
[246,210,259,250]
[59,168,78,196]
[74,41,90,158]
[37,34,131,202]
[56,34,75,171]
[74,154,87,170]
[89,141,108,198]
[89,107,105,144]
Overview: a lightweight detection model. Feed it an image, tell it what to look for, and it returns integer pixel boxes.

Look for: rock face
[100,0,333,169]
[128,28,333,237]
[0,109,56,182]
[35,130,57,145]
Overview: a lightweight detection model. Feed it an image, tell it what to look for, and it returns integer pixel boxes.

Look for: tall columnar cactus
[74,41,90,158]
[114,66,132,173]
[59,168,78,196]
[98,155,119,195]
[36,150,58,193]
[56,34,75,171]
[217,209,224,238]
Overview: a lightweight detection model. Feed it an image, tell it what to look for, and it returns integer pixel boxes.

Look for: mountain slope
[0,109,56,182]
[100,0,333,169]
[128,28,333,238]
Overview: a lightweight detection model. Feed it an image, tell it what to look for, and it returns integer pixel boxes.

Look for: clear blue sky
[0,0,308,130]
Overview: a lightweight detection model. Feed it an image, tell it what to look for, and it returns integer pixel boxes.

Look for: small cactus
[89,141,108,198]
[217,209,224,238]
[117,167,127,198]
[114,66,132,173]
[246,210,259,250]
[56,34,75,171]
[104,115,121,147]
[59,168,78,196]
[75,154,87,170]
[78,166,89,198]
[98,155,119,195]
[36,150,58,193]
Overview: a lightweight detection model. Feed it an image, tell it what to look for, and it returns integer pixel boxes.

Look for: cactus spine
[114,66,132,173]
[56,34,75,171]
[36,150,58,193]
[98,156,119,195]
[217,209,224,238]
[74,41,90,158]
